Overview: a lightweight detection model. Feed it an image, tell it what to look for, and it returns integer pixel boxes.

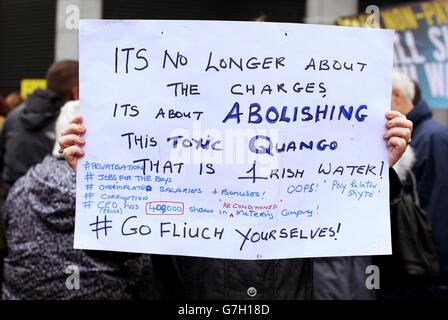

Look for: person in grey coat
[1,101,154,300]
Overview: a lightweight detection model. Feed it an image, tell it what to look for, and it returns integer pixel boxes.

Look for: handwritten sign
[76,20,394,259]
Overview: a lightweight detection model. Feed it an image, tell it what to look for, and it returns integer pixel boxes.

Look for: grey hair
[52,100,80,157]
[392,70,415,101]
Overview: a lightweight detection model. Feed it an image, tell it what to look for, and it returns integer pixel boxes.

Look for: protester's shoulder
[420,119,448,146]
[419,117,448,134]
[29,156,75,188]
[5,164,33,206]
[7,156,74,200]
[6,159,35,196]
[414,118,448,145]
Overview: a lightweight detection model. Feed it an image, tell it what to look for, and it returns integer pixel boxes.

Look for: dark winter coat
[149,230,313,300]
[0,89,63,195]
[167,255,313,299]
[157,170,409,300]
[407,100,448,285]
[312,168,404,300]
[1,156,154,300]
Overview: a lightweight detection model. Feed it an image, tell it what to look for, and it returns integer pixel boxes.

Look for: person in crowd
[313,146,415,300]
[375,144,440,300]
[1,100,154,300]
[0,96,11,129]
[4,92,23,110]
[391,71,448,299]
[0,65,77,285]
[57,107,412,299]
[0,92,22,131]
[0,94,13,288]
[0,60,79,198]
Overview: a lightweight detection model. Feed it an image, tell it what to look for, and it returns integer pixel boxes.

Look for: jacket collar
[407,99,432,129]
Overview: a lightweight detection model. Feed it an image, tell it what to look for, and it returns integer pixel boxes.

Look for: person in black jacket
[0,60,79,197]
[312,152,414,300]
[391,71,448,299]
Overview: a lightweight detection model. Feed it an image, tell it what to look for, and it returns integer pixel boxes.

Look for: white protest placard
[76,20,394,259]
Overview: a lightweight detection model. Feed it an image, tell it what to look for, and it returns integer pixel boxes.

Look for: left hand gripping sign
[76,19,394,259]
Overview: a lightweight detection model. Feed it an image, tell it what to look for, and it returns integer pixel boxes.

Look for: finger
[59,134,86,149]
[387,136,407,167]
[387,136,407,150]
[385,116,413,131]
[385,110,406,120]
[63,145,85,158]
[69,115,83,125]
[63,145,85,170]
[383,127,412,141]
[61,122,86,137]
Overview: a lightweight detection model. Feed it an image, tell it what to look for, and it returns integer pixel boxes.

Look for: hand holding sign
[60,110,412,169]
[66,20,407,259]
[59,114,85,169]
[383,110,412,166]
